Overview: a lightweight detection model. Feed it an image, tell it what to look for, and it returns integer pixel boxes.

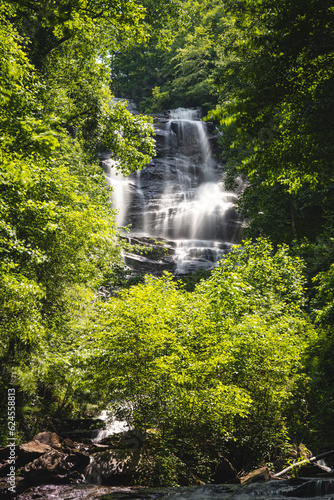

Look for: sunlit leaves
[0,14,60,155]
[100,101,156,174]
[112,0,224,112]
[83,240,315,462]
[312,263,334,325]
[0,0,180,445]
[0,263,45,359]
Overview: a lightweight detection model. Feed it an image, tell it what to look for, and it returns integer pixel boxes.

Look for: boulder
[99,430,145,451]
[0,440,51,478]
[65,449,90,473]
[62,438,76,450]
[240,467,271,485]
[23,448,90,485]
[33,432,60,448]
[23,449,68,485]
[86,448,140,485]
[17,440,52,468]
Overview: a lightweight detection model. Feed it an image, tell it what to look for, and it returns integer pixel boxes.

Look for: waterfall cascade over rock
[101,107,244,274]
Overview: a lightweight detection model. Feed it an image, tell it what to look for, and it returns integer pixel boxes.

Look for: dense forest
[1,0,334,488]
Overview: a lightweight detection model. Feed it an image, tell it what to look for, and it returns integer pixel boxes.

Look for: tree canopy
[1,0,334,488]
[0,0,178,441]
[211,0,334,191]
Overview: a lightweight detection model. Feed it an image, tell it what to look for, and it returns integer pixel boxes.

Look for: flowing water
[16,478,334,499]
[101,107,243,274]
[91,410,129,444]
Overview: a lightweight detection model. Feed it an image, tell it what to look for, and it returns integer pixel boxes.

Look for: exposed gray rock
[123,253,176,275]
[86,448,141,485]
[121,235,177,276]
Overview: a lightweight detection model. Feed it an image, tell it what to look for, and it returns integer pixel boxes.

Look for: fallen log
[273,449,334,478]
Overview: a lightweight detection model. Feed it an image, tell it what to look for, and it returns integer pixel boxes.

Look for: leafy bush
[83,239,315,482]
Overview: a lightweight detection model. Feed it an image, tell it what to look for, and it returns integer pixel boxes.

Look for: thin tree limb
[272,450,334,478]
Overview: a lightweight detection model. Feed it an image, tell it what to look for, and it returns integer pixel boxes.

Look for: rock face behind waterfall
[101,107,244,275]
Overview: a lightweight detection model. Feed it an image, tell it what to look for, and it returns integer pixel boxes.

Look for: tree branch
[272,450,334,478]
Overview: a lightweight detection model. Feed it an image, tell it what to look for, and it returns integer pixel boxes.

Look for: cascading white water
[91,410,129,443]
[102,106,243,273]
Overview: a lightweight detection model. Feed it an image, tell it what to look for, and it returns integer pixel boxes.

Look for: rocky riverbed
[1,424,334,498]
[6,477,334,499]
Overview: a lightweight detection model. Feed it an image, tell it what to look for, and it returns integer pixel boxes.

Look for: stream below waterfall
[15,478,334,499]
[100,107,244,274]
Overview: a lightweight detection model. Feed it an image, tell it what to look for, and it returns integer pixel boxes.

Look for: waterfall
[91,410,129,444]
[103,107,243,274]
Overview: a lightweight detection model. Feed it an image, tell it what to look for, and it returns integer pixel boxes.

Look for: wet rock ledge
[121,235,177,276]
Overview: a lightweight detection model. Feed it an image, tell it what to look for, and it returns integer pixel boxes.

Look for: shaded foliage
[111,0,224,112]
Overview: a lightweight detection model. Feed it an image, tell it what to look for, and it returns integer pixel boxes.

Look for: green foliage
[302,254,334,448]
[99,101,156,174]
[313,263,334,326]
[0,142,122,440]
[211,0,334,191]
[178,268,212,292]
[139,86,170,114]
[136,436,186,486]
[200,239,306,313]
[6,0,178,66]
[1,0,333,483]
[237,179,334,246]
[0,0,168,443]
[41,39,156,165]
[111,36,169,103]
[0,11,60,155]
[111,0,224,111]
[82,240,315,481]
